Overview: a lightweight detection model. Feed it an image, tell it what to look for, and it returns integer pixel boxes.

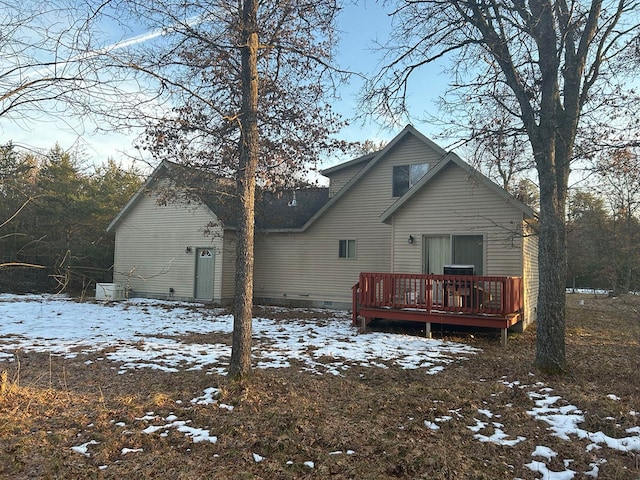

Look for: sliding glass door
[452,235,484,275]
[422,234,484,275]
[423,236,450,305]
[423,235,450,274]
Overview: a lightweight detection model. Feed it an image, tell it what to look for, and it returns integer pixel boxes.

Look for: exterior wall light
[185,246,192,254]
[407,235,414,245]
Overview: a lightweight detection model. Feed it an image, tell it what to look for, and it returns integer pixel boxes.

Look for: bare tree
[356,139,389,155]
[365,0,640,372]
[100,0,349,378]
[462,90,534,192]
[232,0,260,379]
[1,2,112,124]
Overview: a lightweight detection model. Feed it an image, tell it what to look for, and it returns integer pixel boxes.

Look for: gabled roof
[292,124,448,231]
[256,188,329,230]
[107,160,177,233]
[106,159,330,233]
[320,125,447,177]
[379,151,538,224]
[108,125,535,235]
[206,188,329,230]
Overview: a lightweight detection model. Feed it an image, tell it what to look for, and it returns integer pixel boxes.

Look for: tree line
[566,148,640,294]
[474,141,640,296]
[1,137,638,298]
[0,143,142,295]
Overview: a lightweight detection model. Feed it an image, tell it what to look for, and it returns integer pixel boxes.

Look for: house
[107,125,538,334]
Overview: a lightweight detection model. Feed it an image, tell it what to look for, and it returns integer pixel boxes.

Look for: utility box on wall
[95,283,125,301]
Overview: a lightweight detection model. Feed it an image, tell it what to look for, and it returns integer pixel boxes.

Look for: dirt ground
[0,293,639,479]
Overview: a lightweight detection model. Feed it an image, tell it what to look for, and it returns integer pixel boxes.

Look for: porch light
[407,235,414,245]
[185,246,192,254]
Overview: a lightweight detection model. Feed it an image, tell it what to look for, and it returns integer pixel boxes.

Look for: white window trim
[338,239,357,259]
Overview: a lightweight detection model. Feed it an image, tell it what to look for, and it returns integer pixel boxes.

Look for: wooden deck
[352,272,523,345]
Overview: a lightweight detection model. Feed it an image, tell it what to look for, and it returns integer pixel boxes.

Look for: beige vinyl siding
[521,221,539,329]
[112,189,224,302]
[254,179,391,307]
[254,134,443,307]
[326,161,368,197]
[390,164,525,277]
[220,231,237,304]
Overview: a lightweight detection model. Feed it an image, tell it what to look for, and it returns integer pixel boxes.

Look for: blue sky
[333,1,449,149]
[1,1,451,170]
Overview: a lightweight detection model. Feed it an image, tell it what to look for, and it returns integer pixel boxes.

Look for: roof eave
[106,160,174,233]
[257,227,306,234]
[320,152,376,176]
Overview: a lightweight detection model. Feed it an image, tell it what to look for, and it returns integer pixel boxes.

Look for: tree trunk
[533,141,569,373]
[534,190,568,373]
[228,0,259,380]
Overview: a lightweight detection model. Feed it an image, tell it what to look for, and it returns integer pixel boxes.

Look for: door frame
[194,247,215,301]
[422,233,486,275]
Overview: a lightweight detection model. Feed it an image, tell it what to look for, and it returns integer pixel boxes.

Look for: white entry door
[195,248,215,300]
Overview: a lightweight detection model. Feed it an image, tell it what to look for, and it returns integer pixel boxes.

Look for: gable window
[338,239,356,259]
[392,163,429,197]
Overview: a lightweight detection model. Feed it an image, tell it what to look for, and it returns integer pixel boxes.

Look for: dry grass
[0,293,639,479]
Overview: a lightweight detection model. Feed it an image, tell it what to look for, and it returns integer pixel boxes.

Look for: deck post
[360,316,368,333]
[425,322,431,339]
[352,281,360,326]
[501,328,508,346]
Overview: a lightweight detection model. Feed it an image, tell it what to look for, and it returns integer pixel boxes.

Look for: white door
[195,248,215,300]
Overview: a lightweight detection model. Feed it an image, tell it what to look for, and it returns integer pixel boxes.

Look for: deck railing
[352,272,523,324]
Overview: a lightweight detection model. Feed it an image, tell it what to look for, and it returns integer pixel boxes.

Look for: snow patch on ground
[3,294,639,477]
[0,294,478,376]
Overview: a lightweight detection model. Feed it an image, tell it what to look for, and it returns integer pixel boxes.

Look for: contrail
[76,14,205,61]
[1,14,206,98]
[98,14,203,54]
[101,27,168,52]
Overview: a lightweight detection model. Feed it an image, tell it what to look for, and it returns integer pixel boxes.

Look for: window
[392,163,429,197]
[338,239,356,259]
[423,234,484,275]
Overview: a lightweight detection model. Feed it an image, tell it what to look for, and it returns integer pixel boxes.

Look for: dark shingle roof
[199,186,329,231]
[256,188,330,230]
[139,160,329,231]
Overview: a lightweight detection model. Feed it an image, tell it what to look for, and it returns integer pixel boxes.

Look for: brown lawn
[0,293,639,479]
